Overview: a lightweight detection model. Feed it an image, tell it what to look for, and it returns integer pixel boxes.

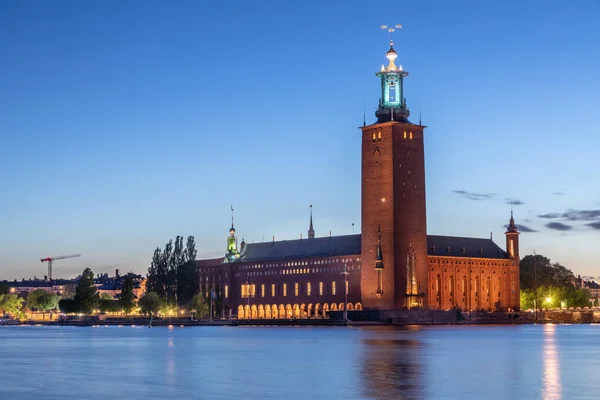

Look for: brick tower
[360,26,428,310]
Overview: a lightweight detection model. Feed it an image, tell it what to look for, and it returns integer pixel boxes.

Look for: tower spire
[376,24,410,123]
[231,204,234,229]
[308,204,315,239]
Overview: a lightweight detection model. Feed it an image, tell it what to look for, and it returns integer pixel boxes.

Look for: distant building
[95,269,146,299]
[1,279,74,296]
[195,33,521,319]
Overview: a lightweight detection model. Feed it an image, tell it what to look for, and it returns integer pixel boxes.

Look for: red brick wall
[427,256,520,311]
[360,122,428,309]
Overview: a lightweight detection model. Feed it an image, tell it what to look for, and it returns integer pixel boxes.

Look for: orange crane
[40,254,81,281]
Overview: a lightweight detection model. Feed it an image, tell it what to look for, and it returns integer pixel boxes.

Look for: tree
[27,289,46,311]
[119,274,136,315]
[0,283,9,295]
[27,290,59,318]
[191,292,209,319]
[74,268,100,315]
[138,292,162,316]
[520,254,576,290]
[147,247,162,296]
[186,236,197,263]
[99,299,123,314]
[0,294,24,316]
[100,293,114,300]
[58,299,79,314]
[61,284,77,300]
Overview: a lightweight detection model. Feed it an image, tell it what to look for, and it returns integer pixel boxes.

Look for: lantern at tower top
[375,24,410,123]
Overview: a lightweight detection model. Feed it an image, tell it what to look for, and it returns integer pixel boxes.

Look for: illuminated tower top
[225,205,240,262]
[375,24,410,123]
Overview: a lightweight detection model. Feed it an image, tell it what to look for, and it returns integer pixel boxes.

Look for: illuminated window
[283,283,287,297]
[250,284,256,297]
[345,280,349,295]
[404,130,407,139]
[241,284,247,298]
[295,283,299,296]
[225,285,229,299]
[271,283,275,297]
[372,132,376,141]
[307,282,312,296]
[261,284,265,298]
[409,131,413,139]
[378,131,381,140]
[332,281,336,295]
[319,282,323,296]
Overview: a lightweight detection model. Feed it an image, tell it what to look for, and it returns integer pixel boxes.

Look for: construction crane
[40,254,81,281]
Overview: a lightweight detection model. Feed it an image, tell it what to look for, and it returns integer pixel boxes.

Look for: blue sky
[1,1,599,280]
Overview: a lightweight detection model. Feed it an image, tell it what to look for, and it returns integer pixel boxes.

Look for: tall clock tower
[360,31,428,310]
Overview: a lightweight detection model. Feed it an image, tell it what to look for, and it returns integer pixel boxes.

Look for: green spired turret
[225,205,240,263]
[375,24,410,123]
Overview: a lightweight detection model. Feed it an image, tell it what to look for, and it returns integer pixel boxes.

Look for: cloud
[546,222,572,231]
[538,209,600,221]
[587,221,600,230]
[453,190,495,201]
[552,192,565,196]
[504,198,525,206]
[504,224,537,232]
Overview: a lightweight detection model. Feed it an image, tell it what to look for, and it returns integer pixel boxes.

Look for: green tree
[99,299,123,314]
[119,274,136,315]
[0,294,24,316]
[520,254,576,290]
[191,292,209,319]
[138,292,162,316]
[27,289,59,315]
[74,268,100,315]
[100,293,114,300]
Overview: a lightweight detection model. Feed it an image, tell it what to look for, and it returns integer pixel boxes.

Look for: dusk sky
[1,1,599,280]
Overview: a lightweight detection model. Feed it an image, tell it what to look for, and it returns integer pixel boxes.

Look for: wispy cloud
[587,221,600,230]
[538,209,600,221]
[552,192,565,196]
[453,190,495,201]
[504,198,525,206]
[504,224,537,232]
[546,222,572,231]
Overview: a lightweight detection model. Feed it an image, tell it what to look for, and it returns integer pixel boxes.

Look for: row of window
[238,281,349,299]
[371,130,414,141]
[237,258,360,270]
[234,264,360,279]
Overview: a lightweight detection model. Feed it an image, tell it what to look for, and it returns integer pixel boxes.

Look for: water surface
[0,324,598,399]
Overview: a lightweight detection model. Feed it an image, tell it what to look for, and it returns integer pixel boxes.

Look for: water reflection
[361,335,423,400]
[542,324,562,400]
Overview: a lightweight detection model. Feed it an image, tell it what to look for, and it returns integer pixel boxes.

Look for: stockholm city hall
[196,31,521,319]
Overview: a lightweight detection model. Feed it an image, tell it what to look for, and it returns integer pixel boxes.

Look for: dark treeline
[146,235,199,308]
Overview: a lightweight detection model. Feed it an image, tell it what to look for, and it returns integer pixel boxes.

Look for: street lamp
[341,264,350,323]
[546,297,552,309]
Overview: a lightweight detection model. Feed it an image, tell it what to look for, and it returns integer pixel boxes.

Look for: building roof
[196,233,510,265]
[241,234,361,261]
[427,235,510,259]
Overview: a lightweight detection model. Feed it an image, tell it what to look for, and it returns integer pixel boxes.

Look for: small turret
[308,204,315,239]
[505,211,520,259]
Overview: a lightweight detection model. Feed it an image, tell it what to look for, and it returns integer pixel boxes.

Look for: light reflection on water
[0,324,598,400]
[542,324,561,400]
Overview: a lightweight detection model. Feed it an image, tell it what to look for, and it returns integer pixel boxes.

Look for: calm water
[0,324,598,399]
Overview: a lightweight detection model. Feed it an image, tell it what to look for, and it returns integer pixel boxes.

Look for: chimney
[272,236,275,243]
[115,269,120,278]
